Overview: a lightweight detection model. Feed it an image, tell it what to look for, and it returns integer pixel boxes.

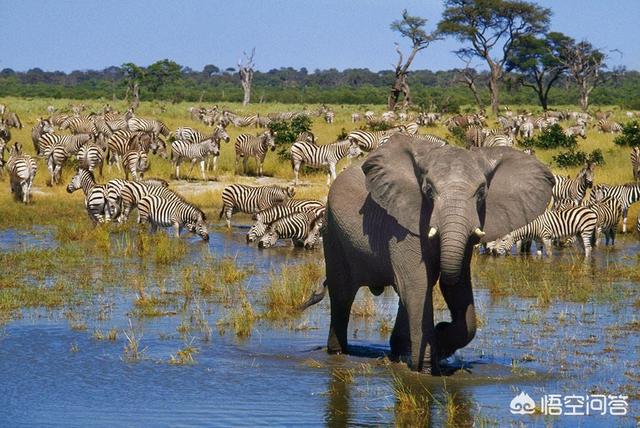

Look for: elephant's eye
[476,185,486,201]
[422,182,434,198]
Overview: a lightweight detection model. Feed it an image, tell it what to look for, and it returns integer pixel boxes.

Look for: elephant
[302,134,554,373]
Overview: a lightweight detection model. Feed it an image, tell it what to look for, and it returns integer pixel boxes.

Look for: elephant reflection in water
[303,134,554,374]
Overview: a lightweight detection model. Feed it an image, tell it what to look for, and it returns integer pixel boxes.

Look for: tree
[388,10,440,110]
[453,53,485,111]
[438,0,550,115]
[202,64,220,76]
[506,32,570,110]
[121,62,144,107]
[144,59,182,95]
[238,48,255,105]
[557,38,606,111]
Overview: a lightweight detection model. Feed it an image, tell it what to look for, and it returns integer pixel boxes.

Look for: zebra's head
[262,131,276,151]
[579,162,595,188]
[303,217,324,249]
[347,142,363,159]
[489,234,514,256]
[257,226,278,249]
[187,216,209,241]
[66,169,86,193]
[40,119,54,134]
[247,220,267,243]
[214,125,230,143]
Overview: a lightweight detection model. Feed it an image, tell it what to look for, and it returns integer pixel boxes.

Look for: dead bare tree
[388,10,440,111]
[454,54,484,112]
[557,39,606,111]
[238,48,256,106]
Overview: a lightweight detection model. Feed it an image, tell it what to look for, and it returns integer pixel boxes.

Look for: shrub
[529,124,577,149]
[364,120,393,131]
[613,121,640,147]
[553,148,605,168]
[268,114,312,160]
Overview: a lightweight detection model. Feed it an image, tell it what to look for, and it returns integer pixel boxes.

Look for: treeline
[1,64,639,110]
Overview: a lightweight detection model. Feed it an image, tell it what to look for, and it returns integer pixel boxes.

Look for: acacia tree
[121,62,144,108]
[238,48,255,106]
[505,32,570,110]
[557,39,606,111]
[454,53,485,111]
[438,0,550,115]
[388,10,440,110]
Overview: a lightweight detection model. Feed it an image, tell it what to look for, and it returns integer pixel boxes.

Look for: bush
[364,120,393,131]
[613,121,640,147]
[553,148,605,168]
[528,124,577,149]
[268,115,312,160]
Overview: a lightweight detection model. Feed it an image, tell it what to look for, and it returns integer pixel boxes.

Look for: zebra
[631,147,640,181]
[60,115,96,134]
[234,131,276,176]
[351,113,361,123]
[6,143,37,204]
[122,148,149,181]
[564,124,587,139]
[37,132,92,157]
[257,210,325,249]
[364,111,375,121]
[0,123,10,150]
[347,129,400,152]
[31,119,55,154]
[247,201,325,243]
[3,112,22,129]
[518,118,534,139]
[45,134,95,185]
[482,134,513,147]
[107,179,175,223]
[596,120,622,133]
[66,168,110,224]
[173,125,229,171]
[138,195,209,240]
[551,162,595,209]
[586,197,622,246]
[491,206,597,257]
[290,140,361,185]
[411,134,448,146]
[590,183,640,233]
[171,139,219,180]
[401,122,419,136]
[227,113,258,127]
[106,130,156,169]
[127,117,170,137]
[219,184,295,228]
[324,111,335,124]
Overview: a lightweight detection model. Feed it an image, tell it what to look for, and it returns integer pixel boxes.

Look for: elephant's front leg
[327,284,356,354]
[390,301,410,359]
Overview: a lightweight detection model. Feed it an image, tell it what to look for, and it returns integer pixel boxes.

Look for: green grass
[262,261,323,320]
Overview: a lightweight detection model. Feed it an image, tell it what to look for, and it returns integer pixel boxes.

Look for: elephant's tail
[298,280,327,310]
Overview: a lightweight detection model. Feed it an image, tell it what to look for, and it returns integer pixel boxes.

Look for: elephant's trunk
[438,210,473,287]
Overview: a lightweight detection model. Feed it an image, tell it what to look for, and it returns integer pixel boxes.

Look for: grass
[350,289,376,318]
[123,319,146,362]
[93,328,118,341]
[169,344,199,365]
[391,375,431,426]
[262,261,323,320]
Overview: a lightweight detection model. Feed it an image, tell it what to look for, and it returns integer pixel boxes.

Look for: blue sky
[1,0,638,72]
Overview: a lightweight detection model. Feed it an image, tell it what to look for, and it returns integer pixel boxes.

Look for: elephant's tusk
[474,228,486,238]
[428,227,438,239]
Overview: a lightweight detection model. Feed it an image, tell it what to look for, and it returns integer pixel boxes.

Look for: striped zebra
[122,148,149,181]
[324,111,335,124]
[482,133,513,147]
[31,119,54,154]
[6,143,37,204]
[364,111,375,121]
[491,206,597,257]
[219,184,295,228]
[37,132,92,157]
[551,163,595,209]
[347,129,400,152]
[401,122,419,136]
[631,147,640,181]
[3,112,22,129]
[171,139,219,180]
[351,113,361,123]
[591,183,640,233]
[66,168,109,224]
[247,200,325,243]
[60,115,96,134]
[107,179,174,223]
[290,140,361,185]
[234,131,276,176]
[106,130,161,168]
[564,124,587,139]
[228,113,258,127]
[173,125,229,171]
[257,210,325,249]
[586,197,622,246]
[596,120,622,133]
[127,117,170,137]
[45,134,94,185]
[138,195,209,240]
[411,134,448,146]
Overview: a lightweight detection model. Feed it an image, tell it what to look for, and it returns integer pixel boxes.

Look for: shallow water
[0,224,638,426]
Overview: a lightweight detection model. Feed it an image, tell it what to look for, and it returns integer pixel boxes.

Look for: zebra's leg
[225,208,233,229]
[212,156,218,173]
[173,221,181,238]
[622,208,628,233]
[293,161,300,186]
[542,238,553,256]
[581,229,592,258]
[200,160,206,180]
[328,162,337,185]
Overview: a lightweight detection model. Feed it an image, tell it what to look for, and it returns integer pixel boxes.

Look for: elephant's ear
[361,134,438,235]
[473,147,554,242]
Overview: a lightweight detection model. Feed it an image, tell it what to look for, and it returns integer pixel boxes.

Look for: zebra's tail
[298,280,327,311]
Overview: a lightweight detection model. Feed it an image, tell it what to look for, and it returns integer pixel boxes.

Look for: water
[0,225,638,426]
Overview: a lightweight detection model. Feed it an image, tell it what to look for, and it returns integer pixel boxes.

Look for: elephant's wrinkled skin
[303,134,554,373]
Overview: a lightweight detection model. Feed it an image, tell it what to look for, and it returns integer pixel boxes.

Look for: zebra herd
[486,161,640,258]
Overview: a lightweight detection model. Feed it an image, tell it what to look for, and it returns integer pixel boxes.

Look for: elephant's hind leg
[390,301,410,359]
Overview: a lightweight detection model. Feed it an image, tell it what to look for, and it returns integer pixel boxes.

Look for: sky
[1,0,638,73]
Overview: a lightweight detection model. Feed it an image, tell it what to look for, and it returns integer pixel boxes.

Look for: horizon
[2,0,638,74]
